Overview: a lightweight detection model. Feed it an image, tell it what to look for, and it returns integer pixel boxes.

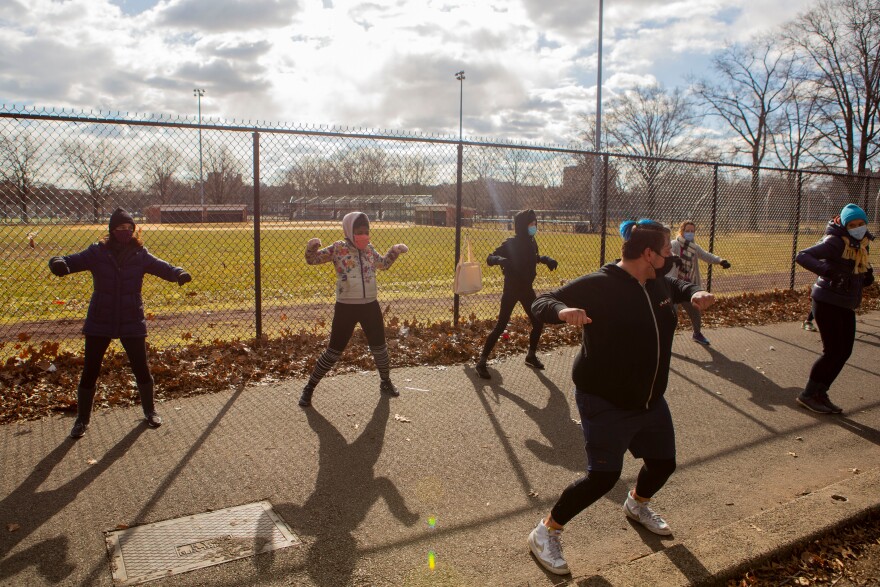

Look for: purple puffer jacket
[49,243,185,338]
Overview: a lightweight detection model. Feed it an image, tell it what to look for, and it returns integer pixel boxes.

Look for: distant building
[288,194,433,222]
[143,204,248,223]
[414,204,475,227]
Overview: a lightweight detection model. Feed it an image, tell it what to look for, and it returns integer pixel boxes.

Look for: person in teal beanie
[795,203,873,414]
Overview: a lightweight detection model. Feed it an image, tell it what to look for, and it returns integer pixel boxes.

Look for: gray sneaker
[528,519,570,575]
[624,493,672,536]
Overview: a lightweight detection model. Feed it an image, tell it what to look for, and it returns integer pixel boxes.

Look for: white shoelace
[641,504,665,527]
[546,529,564,560]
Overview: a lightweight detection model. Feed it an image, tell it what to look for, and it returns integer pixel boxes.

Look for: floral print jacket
[305,239,401,303]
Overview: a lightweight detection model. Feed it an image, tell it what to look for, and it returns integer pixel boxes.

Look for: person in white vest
[299,212,408,407]
[668,220,730,345]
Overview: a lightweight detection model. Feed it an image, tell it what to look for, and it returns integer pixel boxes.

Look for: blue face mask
[848,226,868,241]
[527,225,537,236]
[683,232,695,242]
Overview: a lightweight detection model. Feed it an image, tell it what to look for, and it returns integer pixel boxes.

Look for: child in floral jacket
[299,211,408,407]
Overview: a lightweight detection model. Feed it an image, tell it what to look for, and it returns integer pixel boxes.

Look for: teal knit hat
[840,203,867,226]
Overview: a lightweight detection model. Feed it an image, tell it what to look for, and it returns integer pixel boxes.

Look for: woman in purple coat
[48,208,192,438]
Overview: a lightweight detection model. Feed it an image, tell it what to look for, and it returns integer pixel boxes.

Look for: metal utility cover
[105,500,301,585]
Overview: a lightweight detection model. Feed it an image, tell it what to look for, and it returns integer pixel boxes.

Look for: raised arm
[532,274,596,324]
[372,243,407,270]
[795,236,842,277]
[305,238,336,265]
[143,249,187,283]
[49,246,95,276]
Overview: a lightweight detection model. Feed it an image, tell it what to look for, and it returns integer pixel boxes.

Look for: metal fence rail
[1,106,877,352]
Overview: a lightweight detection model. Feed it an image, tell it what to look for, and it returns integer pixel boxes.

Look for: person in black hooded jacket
[475,209,557,379]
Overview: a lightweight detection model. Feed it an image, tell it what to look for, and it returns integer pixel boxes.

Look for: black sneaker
[475,361,491,380]
[380,380,399,397]
[525,355,545,370]
[69,419,89,439]
[797,394,833,414]
[819,394,843,414]
[144,412,163,428]
[298,385,314,407]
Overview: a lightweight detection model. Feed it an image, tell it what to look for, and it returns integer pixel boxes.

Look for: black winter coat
[486,209,555,288]
[49,243,185,338]
[796,220,874,310]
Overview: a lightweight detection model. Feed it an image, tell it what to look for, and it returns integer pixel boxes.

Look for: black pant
[79,335,152,389]
[809,300,856,388]
[481,286,543,359]
[328,301,387,351]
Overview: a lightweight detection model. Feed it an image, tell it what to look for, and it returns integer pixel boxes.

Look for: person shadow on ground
[671,346,802,412]
[0,425,145,585]
[277,395,419,587]
[490,370,585,473]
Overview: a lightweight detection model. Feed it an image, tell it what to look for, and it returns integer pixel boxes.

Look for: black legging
[79,335,152,389]
[550,458,677,526]
[809,300,856,388]
[481,286,543,359]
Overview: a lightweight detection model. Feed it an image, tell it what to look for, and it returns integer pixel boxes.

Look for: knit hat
[840,203,867,227]
[109,208,135,232]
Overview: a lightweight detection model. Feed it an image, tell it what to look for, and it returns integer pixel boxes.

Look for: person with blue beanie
[795,203,874,414]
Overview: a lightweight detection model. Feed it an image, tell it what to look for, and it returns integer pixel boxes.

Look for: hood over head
[514,209,537,237]
[342,212,369,243]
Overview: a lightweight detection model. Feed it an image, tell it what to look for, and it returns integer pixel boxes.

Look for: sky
[0,0,814,146]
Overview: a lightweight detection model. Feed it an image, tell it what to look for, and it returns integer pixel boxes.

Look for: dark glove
[671,255,683,269]
[864,267,875,287]
[49,257,69,277]
[720,260,731,269]
[545,257,558,271]
[177,271,192,286]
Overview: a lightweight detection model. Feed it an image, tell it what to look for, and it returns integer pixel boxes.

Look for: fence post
[789,171,803,290]
[599,154,609,266]
[706,164,719,293]
[253,132,262,341]
[862,173,871,222]
[452,143,464,327]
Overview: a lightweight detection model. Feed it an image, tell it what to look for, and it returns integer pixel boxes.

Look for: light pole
[193,88,205,212]
[591,0,604,232]
[455,71,465,141]
[453,70,465,326]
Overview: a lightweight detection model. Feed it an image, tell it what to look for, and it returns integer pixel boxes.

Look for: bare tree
[283,155,340,198]
[393,154,432,192]
[588,84,699,218]
[63,139,127,222]
[203,143,243,204]
[141,143,181,205]
[497,147,535,213]
[785,0,880,195]
[692,36,793,230]
[0,130,43,223]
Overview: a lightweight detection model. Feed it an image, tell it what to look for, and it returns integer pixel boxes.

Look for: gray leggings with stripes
[306,301,391,389]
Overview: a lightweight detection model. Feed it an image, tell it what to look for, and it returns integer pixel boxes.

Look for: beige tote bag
[453,236,483,295]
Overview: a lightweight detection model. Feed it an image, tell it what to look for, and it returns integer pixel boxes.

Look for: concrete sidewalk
[2,313,879,586]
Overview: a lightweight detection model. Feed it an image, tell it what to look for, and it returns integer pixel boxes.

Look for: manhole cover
[105,500,301,585]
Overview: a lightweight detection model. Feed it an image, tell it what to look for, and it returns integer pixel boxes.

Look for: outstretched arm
[305,238,336,265]
[372,243,407,270]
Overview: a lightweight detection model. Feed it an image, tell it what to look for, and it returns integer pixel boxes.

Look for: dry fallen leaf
[87,458,98,465]
[394,414,412,423]
[788,452,798,458]
[7,523,20,532]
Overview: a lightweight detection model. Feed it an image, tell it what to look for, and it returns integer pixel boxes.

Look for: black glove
[177,271,192,286]
[671,255,683,269]
[49,257,69,277]
[864,267,874,287]
[720,260,731,269]
[545,257,558,271]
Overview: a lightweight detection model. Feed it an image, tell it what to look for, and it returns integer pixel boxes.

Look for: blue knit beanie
[840,203,867,227]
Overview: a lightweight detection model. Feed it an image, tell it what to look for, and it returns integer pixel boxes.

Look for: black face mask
[652,250,677,277]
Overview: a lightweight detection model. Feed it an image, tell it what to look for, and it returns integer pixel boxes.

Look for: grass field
[0,221,827,349]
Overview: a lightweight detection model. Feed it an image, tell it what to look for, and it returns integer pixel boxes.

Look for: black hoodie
[486,209,554,287]
[532,264,700,410]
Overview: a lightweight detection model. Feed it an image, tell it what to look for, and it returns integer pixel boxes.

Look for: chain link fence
[1,106,877,355]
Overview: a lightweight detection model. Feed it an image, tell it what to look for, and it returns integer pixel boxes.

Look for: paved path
[1,313,879,586]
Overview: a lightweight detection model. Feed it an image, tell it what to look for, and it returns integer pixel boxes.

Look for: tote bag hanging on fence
[454,236,483,295]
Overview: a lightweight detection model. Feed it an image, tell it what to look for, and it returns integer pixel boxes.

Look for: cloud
[154,0,302,33]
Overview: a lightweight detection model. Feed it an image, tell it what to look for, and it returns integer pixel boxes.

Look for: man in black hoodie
[475,209,557,379]
[525,219,714,576]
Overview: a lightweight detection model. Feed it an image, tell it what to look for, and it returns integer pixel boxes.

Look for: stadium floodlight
[455,71,465,141]
[193,88,205,209]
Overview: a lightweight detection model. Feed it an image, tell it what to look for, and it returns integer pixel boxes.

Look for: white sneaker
[528,519,570,575]
[623,493,672,536]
